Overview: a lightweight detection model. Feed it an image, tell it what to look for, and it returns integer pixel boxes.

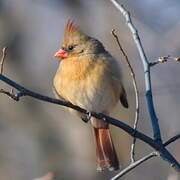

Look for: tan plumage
[53,20,128,171]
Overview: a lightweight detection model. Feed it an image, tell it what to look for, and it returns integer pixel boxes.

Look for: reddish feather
[65,19,79,35]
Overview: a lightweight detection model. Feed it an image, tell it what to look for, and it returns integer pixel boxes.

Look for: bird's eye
[68,45,74,51]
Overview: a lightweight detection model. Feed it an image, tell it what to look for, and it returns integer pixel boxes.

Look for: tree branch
[110,133,180,180]
[150,55,180,67]
[0,73,179,171]
[110,0,180,175]
[110,0,162,143]
[164,134,180,146]
[111,29,140,162]
[0,1,179,178]
[111,152,158,180]
[0,47,7,75]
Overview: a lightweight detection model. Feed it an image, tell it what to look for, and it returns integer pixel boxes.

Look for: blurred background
[0,0,180,179]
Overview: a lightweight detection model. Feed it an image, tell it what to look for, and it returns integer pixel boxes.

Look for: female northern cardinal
[53,20,128,171]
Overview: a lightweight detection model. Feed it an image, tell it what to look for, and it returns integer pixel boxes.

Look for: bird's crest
[64,19,79,36]
[63,19,88,45]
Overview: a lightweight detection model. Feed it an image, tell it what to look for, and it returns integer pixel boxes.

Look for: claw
[81,117,89,123]
[87,112,92,121]
[81,112,92,123]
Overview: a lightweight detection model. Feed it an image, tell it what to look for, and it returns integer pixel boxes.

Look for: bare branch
[0,47,7,75]
[164,134,180,146]
[111,152,158,180]
[110,0,162,143]
[110,0,180,173]
[150,55,180,67]
[111,29,140,163]
[0,73,179,171]
[0,88,26,101]
[111,134,179,180]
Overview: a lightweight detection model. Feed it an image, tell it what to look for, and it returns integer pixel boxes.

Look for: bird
[53,20,128,171]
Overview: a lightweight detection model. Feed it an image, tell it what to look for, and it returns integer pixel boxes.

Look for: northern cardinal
[53,20,128,171]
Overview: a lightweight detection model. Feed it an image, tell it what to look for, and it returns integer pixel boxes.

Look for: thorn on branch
[0,47,7,75]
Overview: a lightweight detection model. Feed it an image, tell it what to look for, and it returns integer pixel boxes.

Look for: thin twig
[0,89,25,101]
[111,29,139,163]
[111,152,158,180]
[110,0,162,143]
[164,134,180,146]
[0,47,7,74]
[110,134,180,180]
[150,55,180,67]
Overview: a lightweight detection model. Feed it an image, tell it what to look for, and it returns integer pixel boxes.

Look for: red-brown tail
[93,127,119,171]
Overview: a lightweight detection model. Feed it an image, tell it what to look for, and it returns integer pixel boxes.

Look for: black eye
[68,45,74,51]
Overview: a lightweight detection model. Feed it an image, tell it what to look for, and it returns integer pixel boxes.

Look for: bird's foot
[81,112,92,123]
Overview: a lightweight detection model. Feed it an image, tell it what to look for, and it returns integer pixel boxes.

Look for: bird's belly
[55,74,117,113]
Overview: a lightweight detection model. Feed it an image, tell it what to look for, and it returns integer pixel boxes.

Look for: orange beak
[54,49,68,59]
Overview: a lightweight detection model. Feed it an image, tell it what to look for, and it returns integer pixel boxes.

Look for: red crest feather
[65,19,79,35]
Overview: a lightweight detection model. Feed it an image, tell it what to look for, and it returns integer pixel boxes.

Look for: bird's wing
[119,85,129,108]
[106,55,129,108]
[110,74,129,108]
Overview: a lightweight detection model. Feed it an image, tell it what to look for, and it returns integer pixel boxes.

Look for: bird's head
[54,20,105,60]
